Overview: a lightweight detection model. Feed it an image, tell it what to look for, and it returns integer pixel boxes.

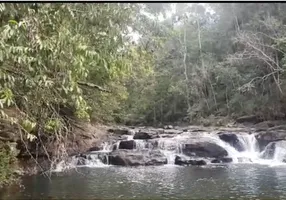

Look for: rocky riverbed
[52,123,286,171]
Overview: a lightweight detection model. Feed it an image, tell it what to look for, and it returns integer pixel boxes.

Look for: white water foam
[54,129,286,171]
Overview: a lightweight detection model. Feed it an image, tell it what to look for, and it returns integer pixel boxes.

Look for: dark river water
[2,164,286,199]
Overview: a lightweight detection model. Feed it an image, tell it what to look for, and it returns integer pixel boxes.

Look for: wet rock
[160,134,176,138]
[182,142,228,158]
[218,133,244,152]
[88,146,101,152]
[76,153,88,159]
[211,159,221,163]
[164,125,174,129]
[87,152,109,164]
[174,155,188,165]
[163,129,183,135]
[133,131,152,139]
[118,140,136,150]
[211,157,233,163]
[108,128,130,135]
[260,140,286,160]
[221,157,233,163]
[174,155,206,166]
[190,160,207,166]
[108,150,167,166]
[76,157,87,165]
[133,130,159,140]
[255,130,286,150]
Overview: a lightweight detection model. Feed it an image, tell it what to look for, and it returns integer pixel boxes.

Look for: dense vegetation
[1,2,286,184]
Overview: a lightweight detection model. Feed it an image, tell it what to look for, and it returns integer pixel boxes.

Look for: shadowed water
[2,164,286,199]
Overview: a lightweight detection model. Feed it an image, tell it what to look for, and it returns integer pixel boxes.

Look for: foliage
[0,142,17,187]
[2,3,286,185]
[124,3,286,124]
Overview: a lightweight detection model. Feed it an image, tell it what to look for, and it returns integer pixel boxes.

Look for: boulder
[108,128,130,135]
[190,160,207,166]
[211,157,233,164]
[174,155,206,166]
[88,146,101,152]
[211,159,221,163]
[133,130,159,140]
[108,150,167,166]
[174,155,188,165]
[87,152,109,164]
[218,133,244,152]
[255,130,286,150]
[118,140,136,150]
[260,140,286,160]
[76,157,87,165]
[182,142,228,158]
[221,157,233,163]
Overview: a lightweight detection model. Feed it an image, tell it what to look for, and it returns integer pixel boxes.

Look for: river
[2,163,286,199]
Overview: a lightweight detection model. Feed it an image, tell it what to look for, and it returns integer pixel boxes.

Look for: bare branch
[77,81,111,93]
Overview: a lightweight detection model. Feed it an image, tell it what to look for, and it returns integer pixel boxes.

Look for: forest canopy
[1,3,286,131]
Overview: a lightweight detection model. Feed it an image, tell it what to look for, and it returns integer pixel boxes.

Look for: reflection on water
[1,164,286,199]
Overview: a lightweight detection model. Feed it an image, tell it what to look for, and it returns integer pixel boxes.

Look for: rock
[118,140,136,150]
[88,146,101,152]
[211,157,233,163]
[13,169,24,176]
[160,134,176,138]
[211,159,221,163]
[255,121,286,130]
[218,133,244,152]
[268,125,286,131]
[76,157,87,165]
[255,130,286,150]
[108,128,130,135]
[260,140,286,160]
[175,155,189,165]
[182,142,228,158]
[108,150,167,166]
[133,130,159,140]
[236,115,262,124]
[190,160,207,166]
[174,155,207,166]
[221,157,233,163]
[8,142,20,156]
[163,129,183,135]
[164,125,174,129]
[87,152,109,164]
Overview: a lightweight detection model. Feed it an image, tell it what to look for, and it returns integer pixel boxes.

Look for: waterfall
[237,134,259,154]
[158,139,179,165]
[53,128,286,172]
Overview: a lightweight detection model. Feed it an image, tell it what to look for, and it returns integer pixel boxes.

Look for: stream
[2,126,286,199]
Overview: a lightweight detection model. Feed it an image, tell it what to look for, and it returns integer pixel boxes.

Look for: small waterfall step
[53,127,286,172]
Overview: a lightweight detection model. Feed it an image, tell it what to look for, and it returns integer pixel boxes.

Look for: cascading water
[237,134,259,153]
[157,138,179,165]
[231,134,260,163]
[53,128,286,172]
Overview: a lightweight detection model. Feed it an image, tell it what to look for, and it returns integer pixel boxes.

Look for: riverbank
[2,115,286,187]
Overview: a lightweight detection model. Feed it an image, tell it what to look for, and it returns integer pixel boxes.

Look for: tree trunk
[183,22,191,113]
[196,13,217,111]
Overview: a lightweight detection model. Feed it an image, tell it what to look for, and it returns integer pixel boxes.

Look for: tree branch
[77,81,111,93]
